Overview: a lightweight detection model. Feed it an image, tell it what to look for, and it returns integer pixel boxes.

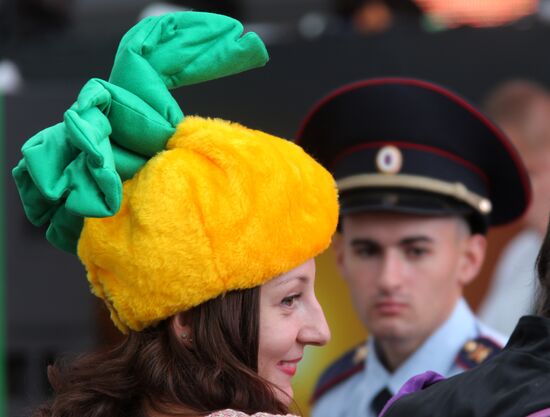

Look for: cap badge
[478,198,492,214]
[376,145,403,174]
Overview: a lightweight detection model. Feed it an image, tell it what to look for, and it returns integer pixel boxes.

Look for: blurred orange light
[414,0,539,27]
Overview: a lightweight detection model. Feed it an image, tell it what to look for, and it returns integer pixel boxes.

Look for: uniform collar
[364,298,478,395]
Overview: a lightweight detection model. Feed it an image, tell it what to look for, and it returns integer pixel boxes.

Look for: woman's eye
[281,293,302,307]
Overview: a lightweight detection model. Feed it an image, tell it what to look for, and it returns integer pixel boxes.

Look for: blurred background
[4,0,550,416]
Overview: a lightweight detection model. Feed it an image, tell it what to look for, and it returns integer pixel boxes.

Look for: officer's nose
[299,295,331,346]
[378,250,403,293]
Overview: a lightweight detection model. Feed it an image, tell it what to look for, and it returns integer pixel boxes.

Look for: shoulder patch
[455,336,503,370]
[310,342,368,404]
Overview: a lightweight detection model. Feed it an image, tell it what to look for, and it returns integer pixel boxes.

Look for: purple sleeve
[379,371,446,417]
[525,409,550,417]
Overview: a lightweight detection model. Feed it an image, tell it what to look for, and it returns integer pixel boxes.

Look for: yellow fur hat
[78,116,338,332]
[12,12,339,334]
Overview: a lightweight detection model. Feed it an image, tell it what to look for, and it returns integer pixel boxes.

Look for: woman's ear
[171,312,193,347]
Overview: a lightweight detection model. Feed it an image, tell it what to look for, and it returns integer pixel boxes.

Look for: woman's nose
[299,298,331,346]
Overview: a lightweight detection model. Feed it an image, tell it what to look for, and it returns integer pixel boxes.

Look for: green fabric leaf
[12,11,270,253]
[109,11,269,126]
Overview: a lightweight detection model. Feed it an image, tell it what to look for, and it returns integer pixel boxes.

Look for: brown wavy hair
[32,287,289,417]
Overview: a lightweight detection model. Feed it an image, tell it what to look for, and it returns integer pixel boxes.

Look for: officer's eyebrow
[399,236,433,245]
[350,239,380,248]
[349,237,433,247]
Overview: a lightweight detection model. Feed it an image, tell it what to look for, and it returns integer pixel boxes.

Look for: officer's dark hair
[535,214,550,317]
[337,212,479,235]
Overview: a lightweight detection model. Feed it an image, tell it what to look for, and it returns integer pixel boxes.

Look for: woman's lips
[277,357,302,376]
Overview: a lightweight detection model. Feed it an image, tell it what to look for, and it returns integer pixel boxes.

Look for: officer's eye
[405,246,429,259]
[353,243,381,257]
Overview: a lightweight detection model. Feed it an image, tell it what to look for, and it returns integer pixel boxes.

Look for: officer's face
[258,259,331,405]
[334,212,486,347]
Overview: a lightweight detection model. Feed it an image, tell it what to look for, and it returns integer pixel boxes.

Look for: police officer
[379,216,550,417]
[296,78,531,417]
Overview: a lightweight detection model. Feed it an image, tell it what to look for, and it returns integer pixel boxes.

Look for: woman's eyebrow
[275,275,309,287]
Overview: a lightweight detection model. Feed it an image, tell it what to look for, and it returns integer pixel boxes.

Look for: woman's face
[258,259,331,404]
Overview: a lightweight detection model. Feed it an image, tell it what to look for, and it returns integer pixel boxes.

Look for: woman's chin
[275,385,293,406]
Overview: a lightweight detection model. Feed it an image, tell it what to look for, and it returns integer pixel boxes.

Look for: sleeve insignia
[455,336,503,370]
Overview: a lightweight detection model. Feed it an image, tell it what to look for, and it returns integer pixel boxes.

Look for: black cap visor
[339,187,488,233]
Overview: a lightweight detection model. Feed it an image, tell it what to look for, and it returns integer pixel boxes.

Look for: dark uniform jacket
[383,316,550,417]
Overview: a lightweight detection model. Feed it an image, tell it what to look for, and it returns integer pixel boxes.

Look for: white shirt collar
[364,298,478,396]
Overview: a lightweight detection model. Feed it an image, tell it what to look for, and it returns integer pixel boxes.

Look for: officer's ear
[332,232,346,273]
[458,233,487,286]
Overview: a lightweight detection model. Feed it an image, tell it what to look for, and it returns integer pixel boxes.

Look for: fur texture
[78,116,338,332]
